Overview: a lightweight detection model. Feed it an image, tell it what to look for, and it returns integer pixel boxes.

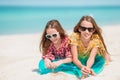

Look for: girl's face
[46,28,61,44]
[79,20,95,40]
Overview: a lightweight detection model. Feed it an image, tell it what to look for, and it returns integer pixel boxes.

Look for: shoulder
[69,32,80,45]
[91,34,102,47]
[70,32,80,39]
[62,36,70,46]
[92,34,100,40]
[70,32,79,37]
[63,36,69,42]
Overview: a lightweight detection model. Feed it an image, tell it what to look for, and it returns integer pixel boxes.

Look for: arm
[52,50,72,68]
[85,47,98,75]
[44,58,53,68]
[52,57,72,68]
[59,57,72,64]
[86,47,98,68]
[43,52,55,68]
[71,44,84,69]
[71,44,91,75]
[104,52,111,65]
[42,51,55,68]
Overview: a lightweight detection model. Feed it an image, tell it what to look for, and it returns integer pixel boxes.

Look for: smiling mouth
[84,34,90,37]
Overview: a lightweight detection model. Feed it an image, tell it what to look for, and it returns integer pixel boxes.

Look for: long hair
[39,19,66,55]
[74,16,109,56]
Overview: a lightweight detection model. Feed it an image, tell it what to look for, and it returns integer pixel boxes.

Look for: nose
[50,37,54,40]
[84,29,89,33]
[50,37,56,41]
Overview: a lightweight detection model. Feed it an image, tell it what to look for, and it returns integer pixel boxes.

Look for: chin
[52,40,58,44]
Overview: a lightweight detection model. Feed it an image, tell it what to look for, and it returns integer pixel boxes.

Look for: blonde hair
[74,16,109,57]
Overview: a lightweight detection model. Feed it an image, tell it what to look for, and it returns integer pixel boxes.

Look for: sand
[0,25,120,80]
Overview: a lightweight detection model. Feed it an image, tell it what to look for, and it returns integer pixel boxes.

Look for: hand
[51,60,63,68]
[81,66,96,76]
[44,58,53,68]
[81,66,90,75]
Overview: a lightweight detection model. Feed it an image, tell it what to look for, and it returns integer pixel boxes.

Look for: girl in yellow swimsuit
[70,15,111,78]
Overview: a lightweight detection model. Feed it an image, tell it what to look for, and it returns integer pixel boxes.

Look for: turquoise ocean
[0,6,120,35]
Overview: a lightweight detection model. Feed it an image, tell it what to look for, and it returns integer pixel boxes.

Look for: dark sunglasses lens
[80,26,86,31]
[88,28,94,32]
[80,26,94,32]
[52,34,57,38]
[46,35,51,39]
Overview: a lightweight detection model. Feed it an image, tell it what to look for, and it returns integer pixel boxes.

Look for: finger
[49,63,53,68]
[46,64,50,68]
[50,63,55,68]
[52,63,57,68]
[81,70,88,75]
[90,70,96,76]
[82,68,89,73]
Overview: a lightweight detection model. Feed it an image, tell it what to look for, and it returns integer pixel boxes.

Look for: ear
[93,29,96,33]
[78,28,81,32]
[92,29,96,33]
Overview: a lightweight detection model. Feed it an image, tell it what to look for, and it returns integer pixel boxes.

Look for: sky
[0,0,120,6]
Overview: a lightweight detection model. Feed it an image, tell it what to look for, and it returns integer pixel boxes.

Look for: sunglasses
[80,26,94,32]
[45,32,59,39]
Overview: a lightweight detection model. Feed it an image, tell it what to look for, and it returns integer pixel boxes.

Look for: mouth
[84,33,90,37]
[82,33,92,39]
[51,39,58,43]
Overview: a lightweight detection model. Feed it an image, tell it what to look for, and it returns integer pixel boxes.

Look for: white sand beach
[0,25,120,80]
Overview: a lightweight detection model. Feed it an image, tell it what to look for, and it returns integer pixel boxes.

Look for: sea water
[0,6,120,35]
